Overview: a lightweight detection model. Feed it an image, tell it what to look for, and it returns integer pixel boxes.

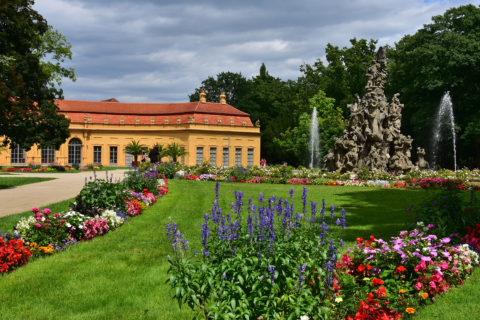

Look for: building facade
[0,92,261,167]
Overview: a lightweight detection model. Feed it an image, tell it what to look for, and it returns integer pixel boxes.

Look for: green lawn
[0,180,475,319]
[0,177,55,189]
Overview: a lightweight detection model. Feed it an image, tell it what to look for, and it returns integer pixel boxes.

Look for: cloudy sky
[34,0,478,103]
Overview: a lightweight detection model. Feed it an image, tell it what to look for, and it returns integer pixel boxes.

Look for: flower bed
[1,169,169,274]
[334,224,479,319]
[166,184,346,319]
[169,164,480,190]
[165,183,479,319]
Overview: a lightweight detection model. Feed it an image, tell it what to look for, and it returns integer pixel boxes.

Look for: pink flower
[427,224,434,228]
[415,282,423,290]
[438,261,449,271]
[414,260,427,272]
[429,281,437,289]
[441,237,451,244]
[35,223,42,228]
[42,208,52,215]
[32,207,39,213]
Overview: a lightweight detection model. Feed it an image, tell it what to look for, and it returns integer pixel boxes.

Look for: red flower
[371,277,384,286]
[394,265,407,274]
[356,237,364,244]
[357,264,366,273]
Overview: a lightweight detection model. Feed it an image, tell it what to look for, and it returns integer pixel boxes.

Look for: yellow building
[0,92,261,167]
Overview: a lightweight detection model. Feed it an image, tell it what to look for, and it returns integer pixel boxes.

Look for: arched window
[68,138,82,165]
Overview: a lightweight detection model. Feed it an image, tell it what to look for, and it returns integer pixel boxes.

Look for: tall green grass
[0,180,466,319]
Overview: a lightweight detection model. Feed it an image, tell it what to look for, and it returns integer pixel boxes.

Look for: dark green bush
[411,186,480,239]
[72,179,126,216]
[155,162,177,179]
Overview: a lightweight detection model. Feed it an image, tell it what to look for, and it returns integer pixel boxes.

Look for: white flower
[335,296,343,303]
[300,316,309,320]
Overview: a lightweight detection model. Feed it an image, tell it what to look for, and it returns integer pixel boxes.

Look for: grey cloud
[34,0,479,102]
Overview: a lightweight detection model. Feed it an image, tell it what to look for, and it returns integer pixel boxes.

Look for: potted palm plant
[166,142,187,163]
[124,140,147,167]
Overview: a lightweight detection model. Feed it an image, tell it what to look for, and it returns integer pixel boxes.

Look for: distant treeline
[190,5,480,169]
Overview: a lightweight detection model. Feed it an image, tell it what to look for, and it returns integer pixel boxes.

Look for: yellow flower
[406,307,416,314]
[399,289,406,294]
[335,296,343,303]
[421,292,429,299]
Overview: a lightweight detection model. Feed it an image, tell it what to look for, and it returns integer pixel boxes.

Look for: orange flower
[421,292,429,299]
[406,307,416,314]
[399,289,406,294]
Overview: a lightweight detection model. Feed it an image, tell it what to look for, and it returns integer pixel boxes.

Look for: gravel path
[0,170,130,217]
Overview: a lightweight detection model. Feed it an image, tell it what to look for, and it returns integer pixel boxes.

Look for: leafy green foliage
[165,143,187,163]
[410,187,480,239]
[123,169,159,194]
[0,0,74,150]
[274,90,345,165]
[167,187,343,319]
[155,162,178,179]
[387,4,480,168]
[124,140,148,164]
[71,179,126,217]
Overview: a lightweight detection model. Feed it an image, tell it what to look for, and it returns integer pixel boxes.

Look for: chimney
[220,92,227,105]
[200,90,207,103]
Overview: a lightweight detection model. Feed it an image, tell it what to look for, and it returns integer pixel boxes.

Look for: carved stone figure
[323,47,421,173]
[416,147,429,169]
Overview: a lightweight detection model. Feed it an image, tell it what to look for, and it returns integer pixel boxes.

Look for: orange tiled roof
[56,99,254,127]
[56,100,249,116]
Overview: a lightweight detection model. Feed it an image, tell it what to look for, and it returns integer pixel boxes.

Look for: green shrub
[410,187,480,239]
[123,169,159,193]
[72,179,126,216]
[155,162,178,179]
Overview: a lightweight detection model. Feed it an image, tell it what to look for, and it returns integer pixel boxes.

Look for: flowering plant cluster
[462,223,480,251]
[0,235,31,273]
[408,187,480,240]
[289,178,310,185]
[0,165,108,173]
[333,223,480,319]
[163,162,480,189]
[4,169,169,274]
[82,217,110,240]
[15,208,125,248]
[166,183,347,319]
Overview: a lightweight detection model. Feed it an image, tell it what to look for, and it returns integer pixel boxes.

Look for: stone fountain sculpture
[324,47,414,173]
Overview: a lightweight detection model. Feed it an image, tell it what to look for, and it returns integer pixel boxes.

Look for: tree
[387,4,480,168]
[189,72,250,108]
[274,90,344,166]
[165,143,187,163]
[0,0,75,150]
[125,140,147,165]
[299,38,377,116]
[152,143,167,159]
